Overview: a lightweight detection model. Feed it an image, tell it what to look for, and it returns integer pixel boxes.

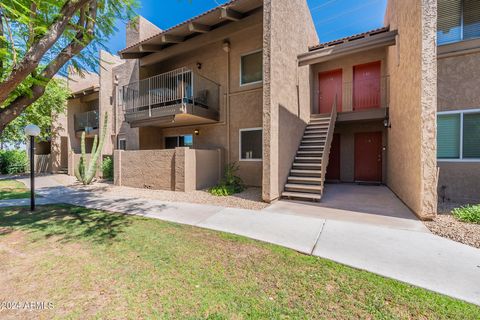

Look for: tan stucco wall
[437,48,480,203]
[438,51,480,112]
[310,48,388,113]
[438,162,480,203]
[114,148,220,191]
[384,0,437,219]
[263,0,319,201]
[333,121,387,183]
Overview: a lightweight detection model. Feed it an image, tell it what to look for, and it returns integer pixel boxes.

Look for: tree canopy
[0,78,70,147]
[0,0,137,133]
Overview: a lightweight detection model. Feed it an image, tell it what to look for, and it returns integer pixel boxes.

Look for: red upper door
[318,69,342,114]
[353,61,381,110]
[354,132,383,182]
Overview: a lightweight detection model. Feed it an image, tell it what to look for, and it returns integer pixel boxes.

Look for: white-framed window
[438,0,480,45]
[240,50,263,86]
[437,109,480,161]
[117,86,124,108]
[239,128,263,161]
[164,135,193,149]
[118,137,127,150]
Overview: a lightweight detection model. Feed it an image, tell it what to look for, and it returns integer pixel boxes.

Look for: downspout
[224,40,231,163]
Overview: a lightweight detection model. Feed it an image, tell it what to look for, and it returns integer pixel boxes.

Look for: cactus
[75,113,108,185]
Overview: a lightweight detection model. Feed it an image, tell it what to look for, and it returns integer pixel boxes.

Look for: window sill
[438,159,480,163]
[438,38,480,59]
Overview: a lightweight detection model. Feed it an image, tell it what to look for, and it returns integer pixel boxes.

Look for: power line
[310,0,342,12]
[313,0,382,25]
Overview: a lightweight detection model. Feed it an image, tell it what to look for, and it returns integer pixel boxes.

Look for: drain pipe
[223,40,231,163]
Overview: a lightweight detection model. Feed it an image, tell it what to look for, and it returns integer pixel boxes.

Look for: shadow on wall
[277,104,307,195]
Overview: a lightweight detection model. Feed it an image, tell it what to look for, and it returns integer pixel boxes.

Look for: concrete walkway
[8,175,480,306]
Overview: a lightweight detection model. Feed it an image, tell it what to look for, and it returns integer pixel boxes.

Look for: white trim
[239,49,263,87]
[437,108,480,161]
[239,127,263,161]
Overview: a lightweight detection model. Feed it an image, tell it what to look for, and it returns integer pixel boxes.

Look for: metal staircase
[282,99,338,201]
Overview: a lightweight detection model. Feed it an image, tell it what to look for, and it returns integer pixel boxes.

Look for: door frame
[354,131,383,183]
[352,61,382,111]
[318,69,343,114]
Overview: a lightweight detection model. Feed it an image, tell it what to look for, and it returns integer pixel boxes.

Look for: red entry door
[354,132,382,182]
[326,134,341,181]
[353,61,381,110]
[318,69,342,114]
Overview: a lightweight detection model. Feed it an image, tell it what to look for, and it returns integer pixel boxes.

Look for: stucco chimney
[126,16,162,47]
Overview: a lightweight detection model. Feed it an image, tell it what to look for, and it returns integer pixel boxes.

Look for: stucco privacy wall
[384,0,437,219]
[437,51,480,202]
[263,0,318,202]
[114,148,221,191]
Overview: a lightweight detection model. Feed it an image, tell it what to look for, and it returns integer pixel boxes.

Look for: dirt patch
[424,214,480,249]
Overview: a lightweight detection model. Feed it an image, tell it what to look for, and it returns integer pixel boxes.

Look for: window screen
[241,51,262,85]
[438,0,462,44]
[438,0,480,44]
[463,112,480,158]
[240,129,262,160]
[463,0,480,40]
[437,114,461,159]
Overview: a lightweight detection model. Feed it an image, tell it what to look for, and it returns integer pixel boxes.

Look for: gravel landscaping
[424,202,480,249]
[50,175,269,210]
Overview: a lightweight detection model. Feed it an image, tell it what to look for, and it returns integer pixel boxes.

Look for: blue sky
[105,0,388,54]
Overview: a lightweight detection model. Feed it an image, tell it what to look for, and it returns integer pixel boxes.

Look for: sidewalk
[10,175,480,305]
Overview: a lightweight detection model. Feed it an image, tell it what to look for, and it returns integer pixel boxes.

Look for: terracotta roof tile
[309,27,390,51]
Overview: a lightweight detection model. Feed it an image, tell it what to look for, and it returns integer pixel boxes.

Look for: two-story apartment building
[49,0,451,221]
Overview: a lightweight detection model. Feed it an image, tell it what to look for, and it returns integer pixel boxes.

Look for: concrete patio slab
[313,220,480,305]
[265,184,429,232]
[199,208,326,254]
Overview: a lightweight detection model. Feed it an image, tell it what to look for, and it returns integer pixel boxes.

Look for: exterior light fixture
[24,124,40,211]
[196,62,202,70]
[383,117,391,129]
[194,129,200,136]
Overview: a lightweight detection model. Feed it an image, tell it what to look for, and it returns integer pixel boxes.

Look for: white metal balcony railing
[122,67,220,120]
[74,110,99,132]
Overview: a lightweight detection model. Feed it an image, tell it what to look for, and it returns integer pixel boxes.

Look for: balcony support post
[148,77,152,117]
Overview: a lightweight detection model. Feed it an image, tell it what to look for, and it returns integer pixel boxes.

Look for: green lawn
[0,205,478,319]
[0,179,30,200]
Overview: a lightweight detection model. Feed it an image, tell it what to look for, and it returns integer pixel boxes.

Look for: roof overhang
[298,30,398,67]
[69,85,100,100]
[118,0,262,60]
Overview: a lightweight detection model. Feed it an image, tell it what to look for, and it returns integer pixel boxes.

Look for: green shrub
[209,162,244,196]
[452,205,480,224]
[102,156,114,181]
[0,150,28,174]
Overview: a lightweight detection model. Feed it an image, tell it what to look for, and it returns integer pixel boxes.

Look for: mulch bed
[424,213,480,249]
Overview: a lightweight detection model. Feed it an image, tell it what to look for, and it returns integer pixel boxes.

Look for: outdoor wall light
[196,62,202,70]
[383,117,391,129]
[24,124,40,211]
[194,129,200,136]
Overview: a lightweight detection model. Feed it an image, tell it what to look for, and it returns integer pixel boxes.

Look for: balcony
[74,110,99,137]
[123,68,220,127]
[337,76,389,123]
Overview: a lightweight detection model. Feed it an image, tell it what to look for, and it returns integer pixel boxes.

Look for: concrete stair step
[288,176,323,183]
[293,162,321,168]
[290,169,322,175]
[302,139,326,144]
[303,134,327,139]
[307,125,330,130]
[299,145,325,150]
[311,113,331,118]
[295,156,322,161]
[304,130,328,134]
[282,191,322,200]
[285,183,323,191]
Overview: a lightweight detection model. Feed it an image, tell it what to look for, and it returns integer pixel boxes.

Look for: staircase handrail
[320,95,338,188]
